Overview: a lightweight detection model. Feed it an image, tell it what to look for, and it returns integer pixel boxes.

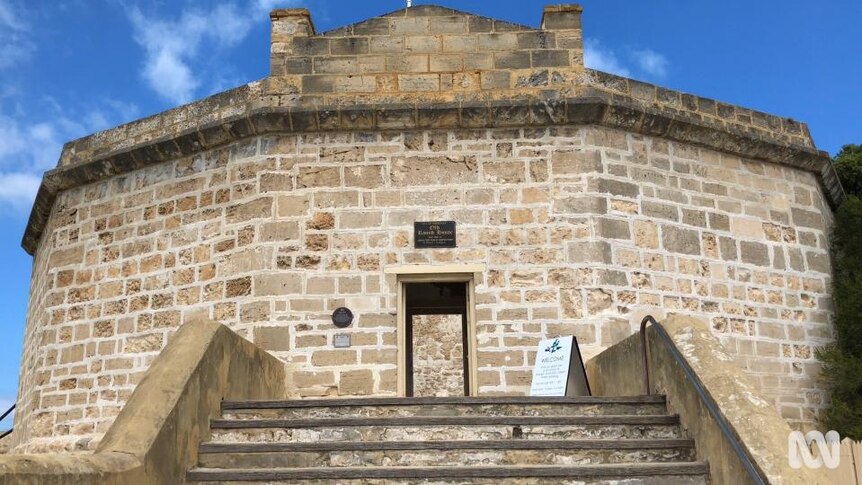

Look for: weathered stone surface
[412,314,464,397]
[661,226,700,255]
[588,316,831,485]
[390,155,478,186]
[739,241,770,267]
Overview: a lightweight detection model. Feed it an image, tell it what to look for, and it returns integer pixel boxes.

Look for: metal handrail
[638,315,768,485]
[0,403,14,440]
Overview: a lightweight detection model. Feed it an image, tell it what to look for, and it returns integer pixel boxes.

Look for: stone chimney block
[270,8,315,76]
[541,4,583,30]
[541,4,584,68]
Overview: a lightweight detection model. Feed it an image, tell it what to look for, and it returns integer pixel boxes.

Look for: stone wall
[15,124,833,452]
[412,314,465,397]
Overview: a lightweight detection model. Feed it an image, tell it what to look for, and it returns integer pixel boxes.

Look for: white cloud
[255,0,286,12]
[129,1,297,105]
[0,101,139,213]
[632,48,669,79]
[0,173,40,211]
[584,38,670,82]
[584,39,631,78]
[0,0,35,69]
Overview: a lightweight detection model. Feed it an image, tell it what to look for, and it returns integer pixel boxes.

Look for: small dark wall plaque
[332,307,354,328]
[414,221,456,248]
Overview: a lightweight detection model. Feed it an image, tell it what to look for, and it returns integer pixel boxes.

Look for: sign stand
[529,336,591,397]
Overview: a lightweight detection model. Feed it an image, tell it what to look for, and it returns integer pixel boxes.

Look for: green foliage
[834,144,862,197]
[818,195,862,439]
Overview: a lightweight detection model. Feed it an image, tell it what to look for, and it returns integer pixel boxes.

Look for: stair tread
[199,438,695,453]
[211,414,680,429]
[222,395,666,410]
[187,462,710,480]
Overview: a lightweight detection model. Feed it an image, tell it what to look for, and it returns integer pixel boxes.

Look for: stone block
[551,150,602,175]
[531,50,569,68]
[398,74,440,91]
[298,166,341,188]
[494,51,530,69]
[662,225,701,255]
[555,196,606,215]
[311,350,358,367]
[391,155,478,186]
[791,207,825,230]
[719,236,738,261]
[277,195,310,217]
[709,212,730,231]
[254,326,291,351]
[479,71,510,90]
[568,241,612,263]
[806,251,830,273]
[330,37,369,55]
[371,36,405,54]
[429,54,463,72]
[597,218,630,239]
[307,213,335,230]
[344,165,385,188]
[459,53,491,70]
[483,161,525,183]
[477,33,518,51]
[429,15,469,34]
[594,178,639,198]
[642,201,679,221]
[339,369,374,395]
[740,241,770,267]
[390,17,430,35]
[405,35,442,53]
[225,197,272,224]
[339,211,383,229]
[442,34,477,53]
[254,274,302,296]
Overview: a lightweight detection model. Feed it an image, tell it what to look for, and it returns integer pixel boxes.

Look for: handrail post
[640,315,658,396]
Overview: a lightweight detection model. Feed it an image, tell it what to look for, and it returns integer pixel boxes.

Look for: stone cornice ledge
[22,91,843,255]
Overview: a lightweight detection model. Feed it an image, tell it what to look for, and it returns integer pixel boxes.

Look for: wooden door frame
[390,267,480,397]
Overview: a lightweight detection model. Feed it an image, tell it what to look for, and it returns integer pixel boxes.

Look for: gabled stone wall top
[23,4,841,254]
[267,4,583,101]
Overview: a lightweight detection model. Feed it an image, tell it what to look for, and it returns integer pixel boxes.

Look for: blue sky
[0,0,859,411]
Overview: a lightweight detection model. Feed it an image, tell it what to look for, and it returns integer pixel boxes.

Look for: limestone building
[12,3,841,455]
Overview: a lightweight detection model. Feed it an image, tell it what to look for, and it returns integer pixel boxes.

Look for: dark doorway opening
[404,282,469,397]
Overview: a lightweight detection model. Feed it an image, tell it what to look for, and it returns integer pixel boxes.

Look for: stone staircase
[186,396,709,484]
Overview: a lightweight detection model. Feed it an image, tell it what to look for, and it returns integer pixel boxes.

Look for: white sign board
[529,335,591,397]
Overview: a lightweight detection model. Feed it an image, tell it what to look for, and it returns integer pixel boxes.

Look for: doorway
[394,271,478,397]
[405,282,469,397]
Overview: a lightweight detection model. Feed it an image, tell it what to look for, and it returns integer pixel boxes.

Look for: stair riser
[210,424,681,443]
[199,447,697,468]
[189,475,709,484]
[222,403,668,419]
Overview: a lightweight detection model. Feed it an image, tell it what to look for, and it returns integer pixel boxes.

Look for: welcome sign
[529,336,591,397]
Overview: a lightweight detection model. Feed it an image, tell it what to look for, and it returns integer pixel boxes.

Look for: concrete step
[209,415,682,442]
[221,396,668,419]
[197,439,696,468]
[186,462,710,484]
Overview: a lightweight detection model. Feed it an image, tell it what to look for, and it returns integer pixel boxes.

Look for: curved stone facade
[16,124,833,452]
[12,4,841,454]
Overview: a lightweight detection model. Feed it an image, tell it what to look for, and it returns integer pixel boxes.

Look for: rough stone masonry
[12,4,841,453]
